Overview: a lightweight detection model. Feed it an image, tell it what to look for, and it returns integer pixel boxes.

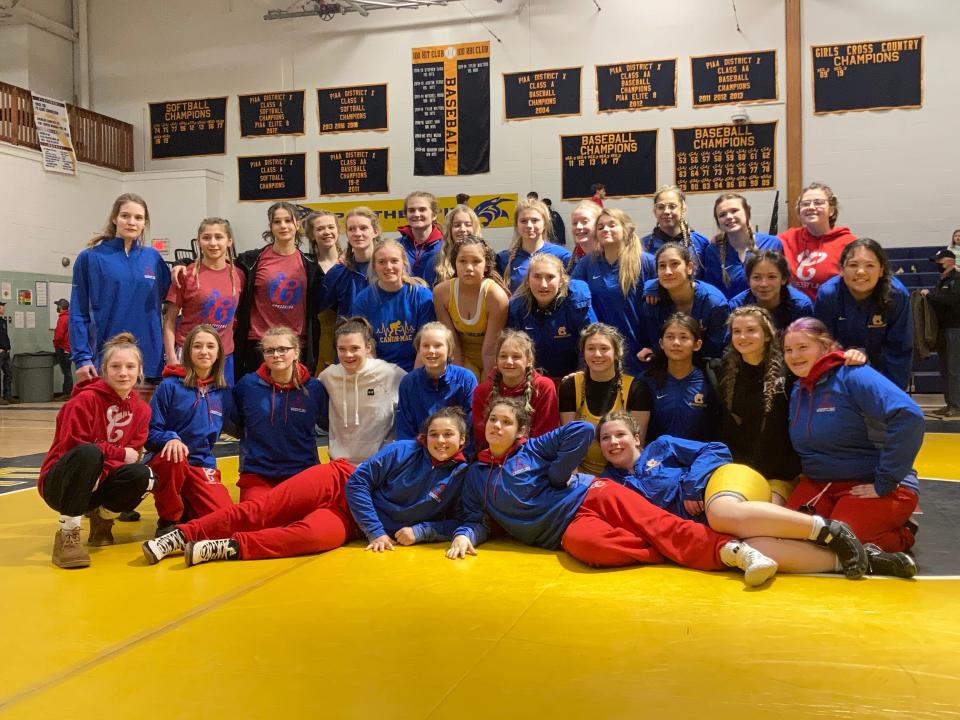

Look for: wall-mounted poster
[503,67,581,120]
[596,59,677,112]
[690,50,777,107]
[317,84,389,134]
[412,41,490,176]
[238,153,307,202]
[812,37,922,114]
[560,130,658,200]
[318,148,389,196]
[672,122,777,194]
[239,91,305,137]
[150,97,227,158]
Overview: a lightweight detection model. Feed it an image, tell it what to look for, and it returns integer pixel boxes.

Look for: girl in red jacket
[39,332,154,569]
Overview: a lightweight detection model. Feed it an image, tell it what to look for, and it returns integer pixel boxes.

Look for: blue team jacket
[317,261,370,319]
[70,238,171,377]
[702,233,784,299]
[398,226,443,286]
[789,362,923,496]
[642,368,719,443]
[346,440,470,542]
[506,279,598,379]
[395,364,478,441]
[352,283,436,371]
[145,371,228,468]
[640,228,710,277]
[497,242,573,292]
[729,285,814,331]
[454,422,596,550]
[599,435,732,520]
[813,275,913,389]
[640,279,731,359]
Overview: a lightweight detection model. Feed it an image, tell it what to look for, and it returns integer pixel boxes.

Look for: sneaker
[53,527,91,568]
[813,520,868,579]
[937,406,960,418]
[184,539,239,567]
[142,529,186,565]
[720,540,778,587]
[864,543,917,579]
[87,511,115,547]
[118,510,141,522]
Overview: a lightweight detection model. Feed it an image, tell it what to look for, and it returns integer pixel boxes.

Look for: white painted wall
[0,25,30,88]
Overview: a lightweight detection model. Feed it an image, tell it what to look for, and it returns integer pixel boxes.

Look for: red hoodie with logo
[778,225,856,301]
[38,378,151,492]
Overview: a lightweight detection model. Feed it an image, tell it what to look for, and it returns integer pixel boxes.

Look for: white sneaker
[142,530,186,565]
[184,539,238,567]
[720,541,778,587]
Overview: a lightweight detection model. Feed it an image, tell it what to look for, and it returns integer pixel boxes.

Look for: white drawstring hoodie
[319,358,406,464]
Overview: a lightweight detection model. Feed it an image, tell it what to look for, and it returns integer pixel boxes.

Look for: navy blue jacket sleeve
[529,422,596,487]
[882,289,914,390]
[345,451,393,540]
[668,437,733,499]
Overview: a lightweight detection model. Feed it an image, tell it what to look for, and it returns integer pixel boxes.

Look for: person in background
[946,229,960,257]
[922,249,960,417]
[455,193,470,205]
[0,301,11,405]
[589,183,606,208]
[53,299,72,398]
[543,198,566,246]
[397,191,444,286]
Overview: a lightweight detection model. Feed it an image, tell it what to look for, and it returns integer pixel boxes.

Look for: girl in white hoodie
[318,317,406,464]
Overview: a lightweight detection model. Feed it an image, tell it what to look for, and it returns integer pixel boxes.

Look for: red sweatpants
[237,472,282,503]
[562,480,732,570]
[786,477,918,552]
[148,456,233,522]
[178,459,358,560]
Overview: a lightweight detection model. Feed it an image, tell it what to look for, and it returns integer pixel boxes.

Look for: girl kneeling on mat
[146,325,234,537]
[446,398,781,587]
[40,333,154,569]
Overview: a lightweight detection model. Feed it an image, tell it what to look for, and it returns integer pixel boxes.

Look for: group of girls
[43,184,921,584]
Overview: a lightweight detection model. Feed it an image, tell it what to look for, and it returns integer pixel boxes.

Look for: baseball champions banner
[412,41,490,176]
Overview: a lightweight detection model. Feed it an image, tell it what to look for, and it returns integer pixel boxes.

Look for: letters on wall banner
[690,50,778,107]
[411,41,490,176]
[238,91,305,137]
[238,153,307,202]
[503,67,581,120]
[317,84,389,134]
[672,121,777,194]
[595,59,677,112]
[149,97,227,159]
[318,148,389,196]
[560,130,658,200]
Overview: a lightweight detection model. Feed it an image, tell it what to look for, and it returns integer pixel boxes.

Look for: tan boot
[88,510,115,546]
[52,527,91,568]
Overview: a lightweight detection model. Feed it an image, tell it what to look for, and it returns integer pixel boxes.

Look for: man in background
[0,301,11,405]
[543,198,566,246]
[53,298,72,399]
[922,249,960,417]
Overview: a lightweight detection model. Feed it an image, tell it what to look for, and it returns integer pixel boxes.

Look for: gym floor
[1,403,958,719]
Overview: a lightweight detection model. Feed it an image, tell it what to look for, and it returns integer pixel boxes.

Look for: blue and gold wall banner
[412,41,490,176]
[318,148,389,196]
[503,67,581,120]
[690,50,777,107]
[672,121,776,194]
[238,153,307,202]
[812,37,922,114]
[560,131,658,200]
[149,96,227,159]
[317,84,388,134]
[596,59,677,112]
[238,91,305,137]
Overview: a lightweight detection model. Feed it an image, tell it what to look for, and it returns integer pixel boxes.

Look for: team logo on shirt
[201,290,238,329]
[429,478,450,502]
[268,272,304,309]
[556,326,568,337]
[815,391,836,413]
[202,467,220,484]
[794,250,828,281]
[645,459,660,469]
[144,271,156,280]
[378,319,416,344]
[869,313,886,328]
[690,393,706,407]
[105,404,133,443]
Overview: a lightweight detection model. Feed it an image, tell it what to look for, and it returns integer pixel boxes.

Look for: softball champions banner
[317,84,388,134]
[560,131,658,200]
[239,91,305,137]
[503,67,581,120]
[672,122,776,194]
[411,41,490,176]
[238,153,307,202]
[149,97,227,159]
[812,37,922,114]
[690,50,777,107]
[303,193,516,233]
[596,59,677,112]
[318,148,389,196]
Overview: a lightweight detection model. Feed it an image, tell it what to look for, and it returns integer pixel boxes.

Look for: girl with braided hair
[814,238,913,389]
[433,204,482,284]
[471,330,558,452]
[703,194,783,299]
[496,198,572,292]
[558,323,648,474]
[728,251,814,332]
[639,186,709,275]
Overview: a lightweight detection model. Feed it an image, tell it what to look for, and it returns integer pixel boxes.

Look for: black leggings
[41,444,152,517]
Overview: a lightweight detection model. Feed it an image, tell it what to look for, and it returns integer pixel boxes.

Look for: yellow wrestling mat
[1,441,958,719]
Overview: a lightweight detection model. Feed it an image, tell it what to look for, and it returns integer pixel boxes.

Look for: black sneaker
[118,510,141,522]
[814,520,868,579]
[864,544,917,579]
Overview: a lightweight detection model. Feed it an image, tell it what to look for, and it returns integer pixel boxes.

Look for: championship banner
[672,122,776,194]
[30,93,76,175]
[812,37,922,114]
[596,59,677,112]
[560,131,658,200]
[149,96,227,159]
[318,148,389,196]
[690,50,777,107]
[239,90,305,137]
[503,67,581,120]
[317,83,388,134]
[303,193,516,233]
[238,153,307,202]
[412,41,490,176]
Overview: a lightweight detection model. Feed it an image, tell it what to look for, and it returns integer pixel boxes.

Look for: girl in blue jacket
[508,253,597,383]
[640,186,710,275]
[316,206,379,322]
[703,193,784,299]
[446,398,782,587]
[352,239,435,371]
[640,243,730,359]
[729,251,814,332]
[814,238,913,389]
[146,325,234,536]
[395,323,477,444]
[497,198,572,292]
[231,326,326,502]
[783,318,923,555]
[71,193,171,381]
